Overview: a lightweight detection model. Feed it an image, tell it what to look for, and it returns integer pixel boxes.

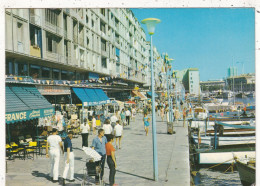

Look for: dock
[6,114,191,186]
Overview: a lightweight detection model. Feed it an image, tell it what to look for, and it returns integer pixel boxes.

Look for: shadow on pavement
[31,170,50,181]
[116,169,154,181]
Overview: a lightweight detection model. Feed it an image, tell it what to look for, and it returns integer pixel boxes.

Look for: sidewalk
[6,113,190,186]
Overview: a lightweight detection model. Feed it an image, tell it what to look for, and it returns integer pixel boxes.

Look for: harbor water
[193,97,255,185]
[194,169,242,185]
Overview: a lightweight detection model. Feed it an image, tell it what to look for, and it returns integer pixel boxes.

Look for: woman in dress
[160,107,165,122]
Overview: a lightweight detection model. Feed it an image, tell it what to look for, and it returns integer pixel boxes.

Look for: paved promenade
[6,113,190,186]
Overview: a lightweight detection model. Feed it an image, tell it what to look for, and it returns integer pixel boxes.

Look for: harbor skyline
[131,8,255,81]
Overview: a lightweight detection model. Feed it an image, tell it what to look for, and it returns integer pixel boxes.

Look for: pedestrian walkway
[6,113,190,186]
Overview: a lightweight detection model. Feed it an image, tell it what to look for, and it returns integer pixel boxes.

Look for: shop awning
[6,84,54,124]
[147,92,159,98]
[84,89,100,106]
[94,89,110,104]
[73,88,110,106]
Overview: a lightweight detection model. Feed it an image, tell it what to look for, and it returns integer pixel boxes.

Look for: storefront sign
[36,85,71,95]
[6,108,54,124]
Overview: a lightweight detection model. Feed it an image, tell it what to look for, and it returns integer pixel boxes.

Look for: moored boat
[235,158,256,186]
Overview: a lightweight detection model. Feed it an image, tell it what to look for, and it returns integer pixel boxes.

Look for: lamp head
[141,18,161,35]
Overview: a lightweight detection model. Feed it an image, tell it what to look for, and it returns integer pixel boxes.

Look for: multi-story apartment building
[174,68,200,95]
[5,8,149,87]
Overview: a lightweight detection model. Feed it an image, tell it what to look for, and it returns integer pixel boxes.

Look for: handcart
[82,147,102,186]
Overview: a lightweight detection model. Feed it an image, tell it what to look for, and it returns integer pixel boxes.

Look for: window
[102,57,107,68]
[101,8,105,16]
[61,70,68,80]
[42,67,50,79]
[100,21,106,34]
[92,19,94,27]
[30,65,40,78]
[30,25,40,47]
[101,39,106,51]
[46,33,59,53]
[45,9,58,26]
[52,69,60,80]
[86,15,88,23]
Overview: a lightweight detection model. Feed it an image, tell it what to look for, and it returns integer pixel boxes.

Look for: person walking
[110,114,118,129]
[125,109,131,126]
[105,135,117,186]
[103,119,113,140]
[131,107,136,122]
[80,118,90,147]
[160,107,165,121]
[143,113,150,136]
[91,129,107,185]
[92,115,97,135]
[46,128,64,183]
[183,107,187,127]
[114,120,123,149]
[62,131,75,185]
[120,109,126,126]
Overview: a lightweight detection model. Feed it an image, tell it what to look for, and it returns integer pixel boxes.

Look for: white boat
[197,150,255,165]
[192,135,255,146]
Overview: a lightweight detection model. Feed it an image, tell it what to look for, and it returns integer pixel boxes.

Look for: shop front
[6,83,54,144]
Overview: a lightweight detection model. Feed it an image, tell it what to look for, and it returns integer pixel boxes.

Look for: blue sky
[131,8,255,81]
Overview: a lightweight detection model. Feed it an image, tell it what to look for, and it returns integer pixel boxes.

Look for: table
[20,142,29,160]
[35,139,45,155]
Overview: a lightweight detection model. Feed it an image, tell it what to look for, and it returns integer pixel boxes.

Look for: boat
[195,147,255,165]
[235,158,256,186]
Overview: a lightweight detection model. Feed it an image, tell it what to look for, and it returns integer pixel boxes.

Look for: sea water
[193,168,242,185]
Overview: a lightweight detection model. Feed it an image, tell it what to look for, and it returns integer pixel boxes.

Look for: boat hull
[197,150,255,165]
[235,160,255,186]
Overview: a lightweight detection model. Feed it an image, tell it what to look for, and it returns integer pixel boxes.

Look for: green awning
[6,84,54,124]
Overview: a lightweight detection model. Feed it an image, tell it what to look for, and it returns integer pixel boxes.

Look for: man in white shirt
[46,128,64,183]
[125,109,131,126]
[114,120,123,149]
[110,114,118,129]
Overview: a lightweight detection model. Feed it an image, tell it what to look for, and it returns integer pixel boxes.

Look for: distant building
[200,80,225,91]
[226,73,255,92]
[174,68,200,95]
[227,67,238,77]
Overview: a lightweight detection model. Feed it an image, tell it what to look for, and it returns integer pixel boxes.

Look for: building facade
[174,68,200,95]
[226,73,255,92]
[5,8,150,87]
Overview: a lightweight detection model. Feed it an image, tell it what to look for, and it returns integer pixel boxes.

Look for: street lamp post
[141,18,161,181]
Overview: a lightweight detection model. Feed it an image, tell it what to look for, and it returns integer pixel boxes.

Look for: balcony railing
[30,14,41,26]
[44,21,63,36]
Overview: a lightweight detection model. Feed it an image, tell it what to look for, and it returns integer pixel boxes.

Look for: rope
[192,158,234,176]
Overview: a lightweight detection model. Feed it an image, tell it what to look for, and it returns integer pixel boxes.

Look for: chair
[8,143,22,160]
[41,140,50,156]
[26,141,38,159]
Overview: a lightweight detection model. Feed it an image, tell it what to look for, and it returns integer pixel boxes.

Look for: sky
[131,8,255,81]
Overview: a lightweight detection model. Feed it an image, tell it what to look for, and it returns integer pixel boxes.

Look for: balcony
[44,21,63,36]
[30,45,41,58]
[78,35,84,46]
[29,14,41,26]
